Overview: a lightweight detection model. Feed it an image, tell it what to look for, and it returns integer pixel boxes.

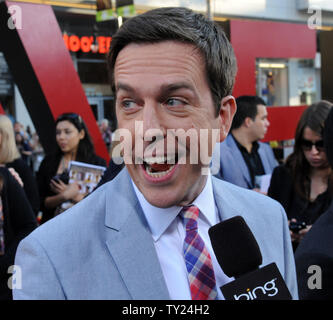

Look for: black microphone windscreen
[208,216,262,278]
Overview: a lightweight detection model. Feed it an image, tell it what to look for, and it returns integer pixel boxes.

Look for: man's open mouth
[143,155,178,178]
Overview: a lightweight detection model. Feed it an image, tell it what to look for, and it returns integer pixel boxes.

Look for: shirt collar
[132,172,217,241]
[232,133,259,154]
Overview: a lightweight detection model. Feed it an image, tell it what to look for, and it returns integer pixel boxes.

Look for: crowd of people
[213,97,333,254]
[0,6,332,301]
[0,112,108,298]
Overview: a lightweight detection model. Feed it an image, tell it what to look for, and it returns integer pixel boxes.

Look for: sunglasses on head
[300,139,325,151]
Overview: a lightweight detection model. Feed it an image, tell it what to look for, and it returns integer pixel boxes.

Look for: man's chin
[141,191,181,208]
[138,185,182,208]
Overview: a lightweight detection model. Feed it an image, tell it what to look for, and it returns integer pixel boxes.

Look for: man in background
[215,95,277,191]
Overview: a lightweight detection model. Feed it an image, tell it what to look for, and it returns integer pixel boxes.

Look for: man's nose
[142,105,165,140]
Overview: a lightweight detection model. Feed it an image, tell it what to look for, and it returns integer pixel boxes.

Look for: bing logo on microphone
[233,278,278,300]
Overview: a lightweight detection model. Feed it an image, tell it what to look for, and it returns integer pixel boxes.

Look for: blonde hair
[0,115,21,163]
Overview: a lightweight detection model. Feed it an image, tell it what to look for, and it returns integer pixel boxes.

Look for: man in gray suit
[215,96,278,191]
[13,7,298,300]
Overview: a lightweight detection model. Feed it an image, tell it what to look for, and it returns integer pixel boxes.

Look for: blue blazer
[13,169,298,299]
[216,134,278,189]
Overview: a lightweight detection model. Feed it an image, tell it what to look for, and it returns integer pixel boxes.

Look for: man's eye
[166,98,185,107]
[122,100,136,109]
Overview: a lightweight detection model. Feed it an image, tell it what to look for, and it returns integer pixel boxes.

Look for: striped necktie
[180,205,218,300]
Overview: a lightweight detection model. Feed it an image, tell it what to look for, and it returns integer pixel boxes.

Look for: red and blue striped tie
[180,205,218,300]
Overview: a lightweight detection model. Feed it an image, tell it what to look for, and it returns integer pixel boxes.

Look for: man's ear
[244,117,253,128]
[217,95,237,143]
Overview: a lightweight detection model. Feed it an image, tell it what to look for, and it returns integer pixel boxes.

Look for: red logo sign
[63,34,112,54]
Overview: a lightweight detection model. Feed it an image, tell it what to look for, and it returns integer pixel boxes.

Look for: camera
[289,221,307,233]
[52,170,69,184]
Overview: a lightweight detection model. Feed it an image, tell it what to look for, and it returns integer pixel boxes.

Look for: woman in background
[0,115,40,216]
[295,107,333,299]
[268,100,333,249]
[37,113,106,224]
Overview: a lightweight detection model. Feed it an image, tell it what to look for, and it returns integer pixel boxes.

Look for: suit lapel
[212,177,263,229]
[104,170,170,300]
[212,177,240,221]
[226,135,252,187]
[258,142,269,174]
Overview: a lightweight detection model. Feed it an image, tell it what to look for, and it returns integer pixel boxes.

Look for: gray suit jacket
[218,134,278,189]
[13,169,298,300]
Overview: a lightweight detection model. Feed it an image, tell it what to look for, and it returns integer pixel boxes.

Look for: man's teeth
[145,164,175,177]
[144,156,176,164]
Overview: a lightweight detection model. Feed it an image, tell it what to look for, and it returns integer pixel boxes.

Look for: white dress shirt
[132,173,233,300]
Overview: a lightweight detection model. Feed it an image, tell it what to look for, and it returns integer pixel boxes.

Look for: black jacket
[0,167,37,300]
[37,153,106,224]
[268,164,332,224]
[295,200,333,299]
[6,158,40,216]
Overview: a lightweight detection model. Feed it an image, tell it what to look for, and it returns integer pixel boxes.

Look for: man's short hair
[107,7,237,116]
[231,95,266,130]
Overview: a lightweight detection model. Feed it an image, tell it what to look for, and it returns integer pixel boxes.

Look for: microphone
[208,216,292,300]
